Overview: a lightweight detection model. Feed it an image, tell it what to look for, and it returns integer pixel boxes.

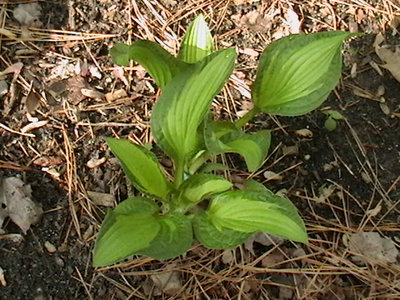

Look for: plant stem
[234,107,260,129]
[174,161,185,189]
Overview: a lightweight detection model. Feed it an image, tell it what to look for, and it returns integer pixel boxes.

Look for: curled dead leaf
[0,177,43,234]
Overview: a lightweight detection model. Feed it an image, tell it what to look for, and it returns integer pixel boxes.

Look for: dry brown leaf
[285,8,301,34]
[25,91,40,114]
[348,231,399,264]
[0,177,43,234]
[150,264,182,296]
[0,62,24,77]
[374,33,400,83]
[221,249,234,265]
[13,3,42,27]
[245,232,284,255]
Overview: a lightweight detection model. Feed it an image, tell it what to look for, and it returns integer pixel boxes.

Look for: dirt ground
[0,0,399,299]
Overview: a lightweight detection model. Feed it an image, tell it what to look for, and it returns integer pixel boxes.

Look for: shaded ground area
[0,0,399,299]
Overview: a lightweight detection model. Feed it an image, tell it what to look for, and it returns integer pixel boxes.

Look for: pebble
[0,267,6,286]
[44,241,57,253]
[54,256,65,267]
[295,128,313,138]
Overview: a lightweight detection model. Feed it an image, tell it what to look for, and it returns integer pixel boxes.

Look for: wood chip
[80,88,105,99]
[86,157,107,168]
[282,145,299,156]
[105,89,127,101]
[263,171,283,181]
[87,191,115,207]
[20,120,48,133]
[25,91,41,114]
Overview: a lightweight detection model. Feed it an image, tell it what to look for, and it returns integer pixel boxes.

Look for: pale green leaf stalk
[178,14,214,63]
[93,14,358,267]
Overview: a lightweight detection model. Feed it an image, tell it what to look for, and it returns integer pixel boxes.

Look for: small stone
[295,128,313,138]
[54,256,65,267]
[44,241,57,253]
[0,267,6,286]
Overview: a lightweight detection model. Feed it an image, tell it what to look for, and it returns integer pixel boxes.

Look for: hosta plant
[93,15,357,267]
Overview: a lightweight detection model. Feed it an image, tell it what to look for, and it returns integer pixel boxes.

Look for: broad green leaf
[138,213,193,259]
[178,14,214,63]
[151,48,236,165]
[179,174,232,206]
[204,120,237,154]
[208,190,308,243]
[252,31,358,116]
[193,211,250,249]
[222,130,271,172]
[93,214,160,267]
[106,138,171,199]
[197,163,229,173]
[110,41,189,89]
[113,196,160,215]
[243,179,271,194]
[205,121,271,172]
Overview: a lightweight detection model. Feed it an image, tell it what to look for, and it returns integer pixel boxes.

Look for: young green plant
[93,15,358,267]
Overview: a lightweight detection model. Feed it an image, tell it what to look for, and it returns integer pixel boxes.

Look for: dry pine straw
[1,0,400,299]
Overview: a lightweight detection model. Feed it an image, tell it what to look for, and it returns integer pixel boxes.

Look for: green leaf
[178,14,214,63]
[138,213,193,259]
[93,197,161,267]
[252,31,358,116]
[324,117,337,131]
[208,190,308,243]
[93,213,160,267]
[322,109,344,120]
[106,138,171,199]
[151,48,236,165]
[205,121,271,172]
[113,196,160,215]
[243,179,271,194]
[193,211,250,249]
[223,130,271,172]
[197,163,229,173]
[179,174,232,206]
[110,41,189,89]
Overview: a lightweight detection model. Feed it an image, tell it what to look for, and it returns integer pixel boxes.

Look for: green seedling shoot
[93,15,358,267]
[322,109,345,131]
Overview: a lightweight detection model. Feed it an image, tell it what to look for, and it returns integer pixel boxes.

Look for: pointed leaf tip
[105,138,171,199]
[178,14,214,63]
